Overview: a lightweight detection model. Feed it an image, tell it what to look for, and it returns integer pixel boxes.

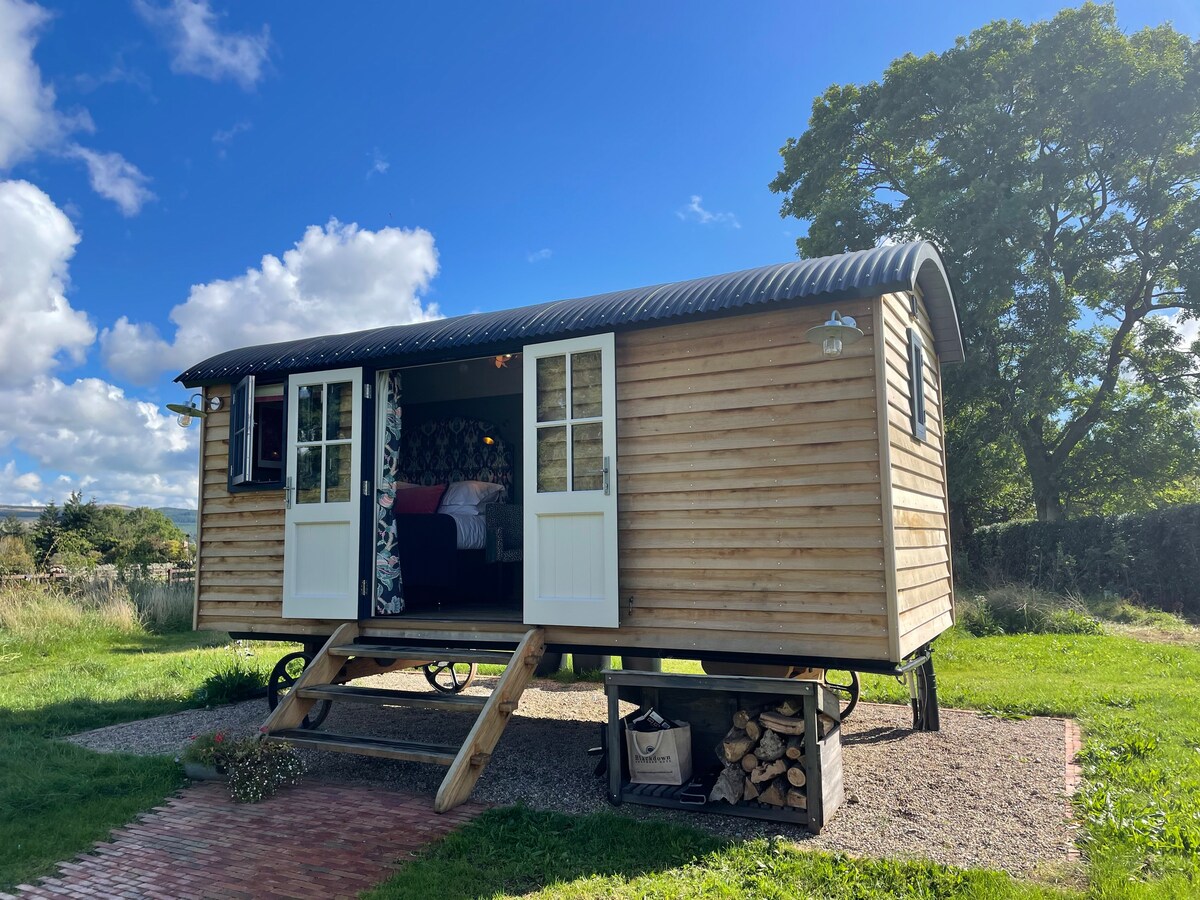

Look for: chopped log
[786,765,807,788]
[759,710,805,735]
[740,752,759,773]
[776,697,803,717]
[756,729,785,762]
[786,788,807,809]
[709,765,743,804]
[732,709,753,729]
[742,777,760,803]
[758,777,787,807]
[749,758,787,784]
[785,735,804,761]
[744,718,762,742]
[818,712,838,737]
[720,728,755,764]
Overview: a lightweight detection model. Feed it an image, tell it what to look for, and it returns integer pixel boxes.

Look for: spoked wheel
[423,661,478,694]
[822,669,861,721]
[268,651,331,730]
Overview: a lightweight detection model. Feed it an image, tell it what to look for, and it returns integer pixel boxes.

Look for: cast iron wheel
[423,661,478,694]
[267,651,332,730]
[822,669,861,721]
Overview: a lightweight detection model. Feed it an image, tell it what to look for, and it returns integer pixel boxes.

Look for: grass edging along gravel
[0,580,293,891]
[365,805,1070,900]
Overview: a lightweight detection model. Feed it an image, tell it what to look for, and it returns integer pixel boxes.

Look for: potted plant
[180,731,305,803]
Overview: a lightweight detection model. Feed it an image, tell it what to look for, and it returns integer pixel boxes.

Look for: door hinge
[363,383,372,400]
[360,579,368,597]
[362,480,370,496]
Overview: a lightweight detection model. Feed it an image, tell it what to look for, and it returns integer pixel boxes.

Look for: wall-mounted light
[493,354,515,369]
[805,310,864,358]
[165,393,222,428]
[482,435,496,446]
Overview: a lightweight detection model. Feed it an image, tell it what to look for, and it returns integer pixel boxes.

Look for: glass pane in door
[324,444,351,502]
[536,425,567,492]
[325,382,353,440]
[536,356,567,422]
[572,422,603,491]
[296,445,322,503]
[571,351,602,418]
[297,385,323,443]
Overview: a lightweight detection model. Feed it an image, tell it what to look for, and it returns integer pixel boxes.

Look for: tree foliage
[27,493,191,569]
[770,3,1200,525]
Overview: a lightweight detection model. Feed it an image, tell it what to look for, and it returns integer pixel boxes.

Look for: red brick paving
[1063,717,1084,862]
[3,783,484,900]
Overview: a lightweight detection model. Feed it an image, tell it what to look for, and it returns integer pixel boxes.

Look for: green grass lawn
[378,627,1200,899]
[0,582,292,890]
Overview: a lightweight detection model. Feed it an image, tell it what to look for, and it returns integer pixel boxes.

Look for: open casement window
[907,328,928,441]
[227,375,286,490]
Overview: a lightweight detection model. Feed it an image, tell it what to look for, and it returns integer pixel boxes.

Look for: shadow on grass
[364,805,1063,900]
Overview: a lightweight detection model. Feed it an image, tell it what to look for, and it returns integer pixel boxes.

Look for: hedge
[961,504,1200,617]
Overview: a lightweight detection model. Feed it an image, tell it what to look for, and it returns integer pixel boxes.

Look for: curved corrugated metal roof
[176,241,963,385]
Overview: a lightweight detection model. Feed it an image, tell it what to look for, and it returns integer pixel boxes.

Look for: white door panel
[283,367,362,619]
[523,333,618,628]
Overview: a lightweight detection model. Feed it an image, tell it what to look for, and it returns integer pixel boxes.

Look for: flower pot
[183,761,227,781]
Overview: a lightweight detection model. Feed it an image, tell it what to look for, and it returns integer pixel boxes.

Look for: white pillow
[439,503,486,517]
[440,480,506,507]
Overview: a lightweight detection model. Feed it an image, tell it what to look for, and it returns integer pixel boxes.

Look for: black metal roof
[176,241,963,386]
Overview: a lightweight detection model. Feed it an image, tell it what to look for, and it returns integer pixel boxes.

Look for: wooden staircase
[261,622,545,812]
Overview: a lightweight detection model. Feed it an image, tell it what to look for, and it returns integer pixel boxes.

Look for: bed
[374,414,516,615]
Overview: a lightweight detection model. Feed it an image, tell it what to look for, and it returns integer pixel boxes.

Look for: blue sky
[0,0,1196,509]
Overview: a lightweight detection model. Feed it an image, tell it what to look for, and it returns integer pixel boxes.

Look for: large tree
[771,3,1200,523]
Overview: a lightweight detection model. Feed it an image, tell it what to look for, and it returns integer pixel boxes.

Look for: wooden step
[329,643,514,665]
[296,684,488,711]
[268,729,459,765]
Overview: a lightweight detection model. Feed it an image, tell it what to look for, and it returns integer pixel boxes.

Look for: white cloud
[0,179,94,386]
[676,194,740,229]
[135,0,270,90]
[212,119,250,157]
[1,460,43,502]
[0,0,91,168]
[102,218,441,383]
[367,148,389,177]
[0,376,198,507]
[526,248,552,263]
[65,145,154,216]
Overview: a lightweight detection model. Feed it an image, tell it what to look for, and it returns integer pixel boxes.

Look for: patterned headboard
[395,416,514,492]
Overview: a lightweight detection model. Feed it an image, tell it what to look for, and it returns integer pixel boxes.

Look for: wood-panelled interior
[196,383,292,633]
[880,292,954,657]
[614,301,892,661]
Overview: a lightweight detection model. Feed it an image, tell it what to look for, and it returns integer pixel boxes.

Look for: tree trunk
[1017,424,1064,523]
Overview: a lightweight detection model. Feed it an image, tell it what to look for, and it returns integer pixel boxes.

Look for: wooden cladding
[195,383,288,631]
[614,301,893,661]
[879,292,954,658]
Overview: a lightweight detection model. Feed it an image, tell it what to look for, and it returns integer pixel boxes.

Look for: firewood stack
[708,698,833,810]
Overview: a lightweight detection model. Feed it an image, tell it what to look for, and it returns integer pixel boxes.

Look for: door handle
[284,475,293,509]
[602,456,611,495]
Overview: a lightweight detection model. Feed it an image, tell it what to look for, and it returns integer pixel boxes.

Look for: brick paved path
[4,782,484,900]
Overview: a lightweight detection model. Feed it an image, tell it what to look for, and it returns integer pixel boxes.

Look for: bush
[194,649,267,706]
[962,504,1200,618]
[957,587,1104,637]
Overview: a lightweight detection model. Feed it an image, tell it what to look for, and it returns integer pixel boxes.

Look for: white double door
[522,333,619,628]
[282,367,362,619]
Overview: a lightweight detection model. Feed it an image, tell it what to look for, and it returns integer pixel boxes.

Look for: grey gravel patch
[66,671,1076,876]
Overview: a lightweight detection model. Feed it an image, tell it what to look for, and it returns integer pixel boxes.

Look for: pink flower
[214,733,225,743]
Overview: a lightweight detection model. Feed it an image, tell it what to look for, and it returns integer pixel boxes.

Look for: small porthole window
[907,328,927,441]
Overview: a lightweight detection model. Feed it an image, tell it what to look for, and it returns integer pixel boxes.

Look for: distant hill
[0,504,197,538]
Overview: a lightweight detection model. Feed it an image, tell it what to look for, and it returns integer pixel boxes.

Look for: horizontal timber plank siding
[613,300,892,661]
[195,383,288,630]
[880,292,954,658]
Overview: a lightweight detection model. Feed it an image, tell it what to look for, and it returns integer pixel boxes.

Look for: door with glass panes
[522,333,618,627]
[282,368,362,619]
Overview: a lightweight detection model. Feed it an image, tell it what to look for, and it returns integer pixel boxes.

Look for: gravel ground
[68,672,1078,876]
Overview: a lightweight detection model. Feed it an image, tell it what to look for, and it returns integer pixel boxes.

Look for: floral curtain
[374,371,404,615]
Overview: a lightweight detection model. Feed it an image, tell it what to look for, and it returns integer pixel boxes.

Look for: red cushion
[392,484,447,515]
